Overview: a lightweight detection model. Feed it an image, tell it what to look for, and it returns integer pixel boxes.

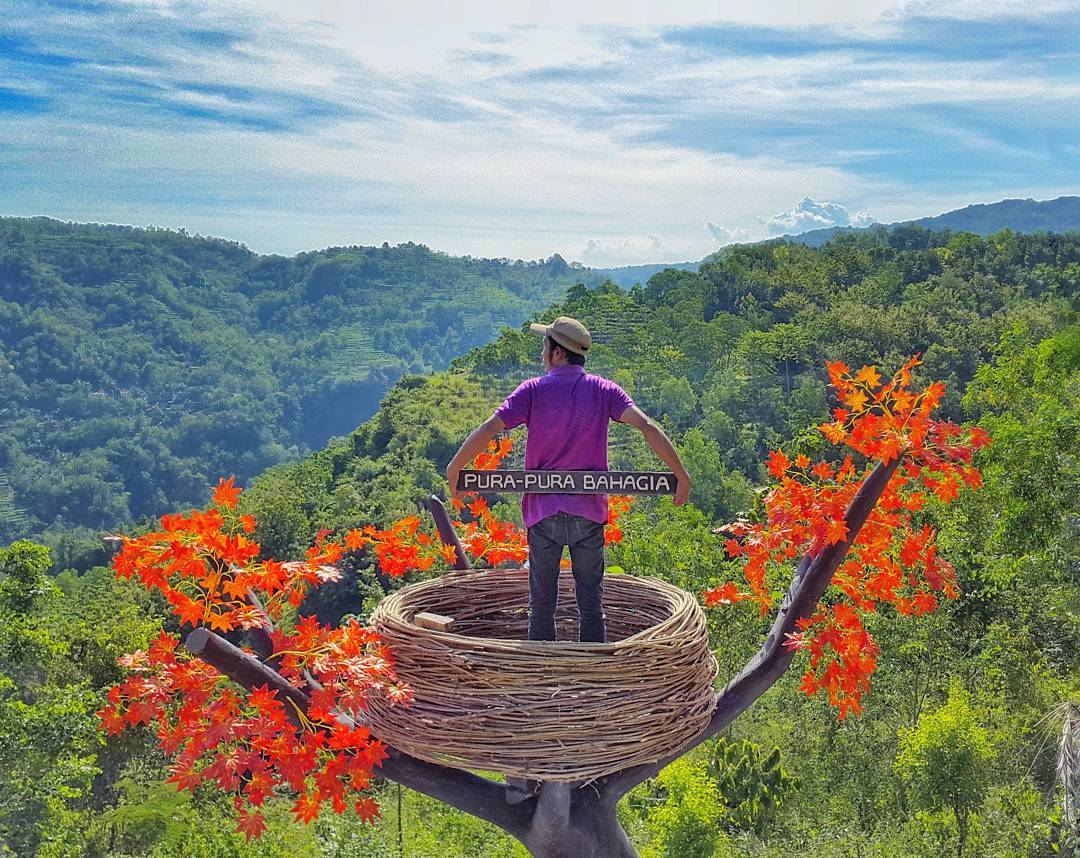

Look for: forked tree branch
[423,494,471,569]
[601,455,901,799]
[183,459,899,854]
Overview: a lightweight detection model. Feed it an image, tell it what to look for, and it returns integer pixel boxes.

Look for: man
[446,316,690,643]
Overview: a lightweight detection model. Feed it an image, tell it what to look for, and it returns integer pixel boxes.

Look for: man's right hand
[446,414,505,503]
[447,464,463,502]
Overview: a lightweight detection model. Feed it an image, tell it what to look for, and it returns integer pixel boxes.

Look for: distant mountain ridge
[592,260,701,286]
[598,195,1080,286]
[788,194,1080,248]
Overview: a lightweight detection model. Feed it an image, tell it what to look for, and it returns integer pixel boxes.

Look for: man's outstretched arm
[446,415,505,500]
[617,406,691,506]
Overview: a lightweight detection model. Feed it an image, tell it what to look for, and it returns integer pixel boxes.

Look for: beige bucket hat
[529,316,592,355]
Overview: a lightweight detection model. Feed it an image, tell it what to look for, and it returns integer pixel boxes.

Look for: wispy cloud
[1,0,1078,264]
[706,222,753,245]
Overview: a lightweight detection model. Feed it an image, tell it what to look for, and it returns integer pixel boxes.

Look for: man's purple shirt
[494,364,635,528]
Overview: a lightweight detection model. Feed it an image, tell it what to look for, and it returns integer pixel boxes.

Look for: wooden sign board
[456,469,678,496]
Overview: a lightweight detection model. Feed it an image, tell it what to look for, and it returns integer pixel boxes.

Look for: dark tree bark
[187,460,899,857]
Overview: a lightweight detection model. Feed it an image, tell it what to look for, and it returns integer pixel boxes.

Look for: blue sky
[1,0,1078,266]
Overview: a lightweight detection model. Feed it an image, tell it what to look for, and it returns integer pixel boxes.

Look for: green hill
[3,222,1079,857]
[2,216,1077,552]
[0,217,598,542]
[241,225,1078,559]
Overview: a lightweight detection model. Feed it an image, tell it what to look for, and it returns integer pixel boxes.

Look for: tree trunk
[956,807,967,858]
[521,785,637,858]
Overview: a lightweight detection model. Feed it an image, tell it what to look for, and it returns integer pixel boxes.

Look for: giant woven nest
[366,567,718,782]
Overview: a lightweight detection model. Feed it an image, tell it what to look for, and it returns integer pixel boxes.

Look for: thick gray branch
[423,494,471,570]
[184,628,530,837]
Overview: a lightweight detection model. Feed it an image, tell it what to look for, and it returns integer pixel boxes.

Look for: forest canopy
[0,216,1078,855]
[3,323,1077,857]
[0,217,593,544]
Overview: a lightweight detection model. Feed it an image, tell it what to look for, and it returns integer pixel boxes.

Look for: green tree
[0,541,158,856]
[0,541,96,856]
[631,756,734,858]
[895,686,997,857]
[677,430,754,521]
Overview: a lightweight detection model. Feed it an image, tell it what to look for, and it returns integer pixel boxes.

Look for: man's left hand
[673,472,691,506]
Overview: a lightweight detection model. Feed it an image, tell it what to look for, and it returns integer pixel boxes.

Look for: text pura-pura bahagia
[457,469,677,495]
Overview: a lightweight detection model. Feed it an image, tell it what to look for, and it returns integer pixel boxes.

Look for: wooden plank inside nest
[414,612,456,632]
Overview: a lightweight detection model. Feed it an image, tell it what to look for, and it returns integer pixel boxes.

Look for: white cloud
[581,221,763,267]
[761,197,877,236]
[580,235,666,266]
[2,95,868,263]
[897,0,1080,20]
[4,0,1077,267]
[705,222,754,245]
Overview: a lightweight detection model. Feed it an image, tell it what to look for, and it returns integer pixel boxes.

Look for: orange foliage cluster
[100,480,410,840]
[109,480,344,633]
[342,516,458,578]
[102,436,637,838]
[473,433,515,469]
[604,494,634,546]
[360,435,634,575]
[704,356,989,718]
[451,435,531,566]
[453,493,531,566]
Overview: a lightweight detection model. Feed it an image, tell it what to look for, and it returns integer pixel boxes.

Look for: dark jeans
[527,512,606,643]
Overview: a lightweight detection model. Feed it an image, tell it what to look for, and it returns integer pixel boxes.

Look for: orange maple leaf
[819,421,847,444]
[213,476,241,509]
[811,461,834,481]
[292,792,322,824]
[206,609,236,633]
[344,529,367,550]
[969,426,991,449]
[703,582,747,607]
[854,365,882,389]
[236,810,267,841]
[355,796,381,824]
[845,388,869,413]
[176,597,206,627]
[767,449,791,479]
[166,764,202,792]
[824,518,849,545]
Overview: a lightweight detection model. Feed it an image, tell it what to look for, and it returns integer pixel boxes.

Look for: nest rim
[386,570,697,648]
[366,566,718,782]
